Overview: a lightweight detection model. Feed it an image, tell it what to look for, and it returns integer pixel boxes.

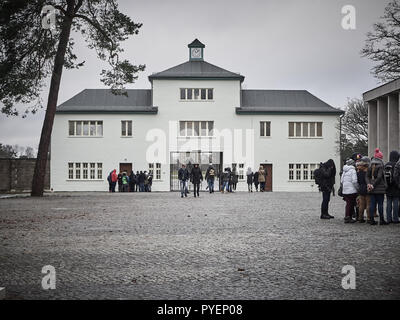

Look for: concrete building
[51,39,343,192]
[363,78,400,162]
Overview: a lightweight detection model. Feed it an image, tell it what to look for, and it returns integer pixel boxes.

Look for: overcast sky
[0,0,390,150]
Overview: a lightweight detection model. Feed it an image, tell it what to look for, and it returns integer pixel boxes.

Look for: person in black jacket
[138,171,145,192]
[253,171,259,192]
[205,163,216,193]
[178,164,189,198]
[385,150,400,223]
[319,159,336,219]
[190,163,203,197]
[129,171,136,192]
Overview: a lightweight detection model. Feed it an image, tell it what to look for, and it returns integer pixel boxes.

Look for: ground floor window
[149,163,161,180]
[232,163,245,180]
[68,162,103,180]
[288,163,319,181]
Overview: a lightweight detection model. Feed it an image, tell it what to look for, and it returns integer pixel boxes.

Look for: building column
[368,100,377,158]
[388,94,399,156]
[377,97,389,162]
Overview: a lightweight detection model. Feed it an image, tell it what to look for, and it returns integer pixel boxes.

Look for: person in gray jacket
[365,148,388,225]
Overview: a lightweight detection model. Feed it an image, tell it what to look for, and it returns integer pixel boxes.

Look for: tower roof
[188,38,205,48]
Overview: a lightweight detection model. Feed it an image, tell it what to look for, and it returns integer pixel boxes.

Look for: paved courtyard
[0,191,399,300]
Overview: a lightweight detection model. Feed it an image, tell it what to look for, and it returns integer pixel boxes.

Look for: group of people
[317,148,400,225]
[107,169,153,193]
[177,163,268,198]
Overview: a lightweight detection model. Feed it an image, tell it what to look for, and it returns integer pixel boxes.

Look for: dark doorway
[260,163,273,192]
[119,163,132,175]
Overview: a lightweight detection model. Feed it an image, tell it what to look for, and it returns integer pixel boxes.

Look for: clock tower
[188,39,205,61]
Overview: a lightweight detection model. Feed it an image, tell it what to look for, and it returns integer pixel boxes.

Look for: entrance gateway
[170,152,223,191]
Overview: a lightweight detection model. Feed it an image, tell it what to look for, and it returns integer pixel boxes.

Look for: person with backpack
[315,159,336,219]
[253,171,259,192]
[205,163,216,193]
[121,172,129,192]
[366,148,388,225]
[107,170,113,192]
[341,159,359,223]
[108,169,118,192]
[190,163,203,197]
[384,150,400,224]
[258,166,266,192]
[356,157,370,223]
[178,164,189,198]
[246,167,253,192]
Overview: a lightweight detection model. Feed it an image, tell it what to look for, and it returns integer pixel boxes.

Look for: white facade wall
[51,79,341,192]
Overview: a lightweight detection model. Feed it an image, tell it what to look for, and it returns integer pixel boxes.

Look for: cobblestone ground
[0,191,399,300]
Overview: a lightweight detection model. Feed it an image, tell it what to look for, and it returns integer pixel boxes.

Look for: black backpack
[384,163,394,186]
[314,167,323,186]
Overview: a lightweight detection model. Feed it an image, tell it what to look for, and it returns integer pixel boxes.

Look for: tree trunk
[31,3,75,197]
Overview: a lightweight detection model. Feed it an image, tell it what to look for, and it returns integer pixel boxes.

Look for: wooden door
[260,164,273,192]
[119,163,132,175]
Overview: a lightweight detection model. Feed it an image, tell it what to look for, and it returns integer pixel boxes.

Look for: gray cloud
[0,0,389,148]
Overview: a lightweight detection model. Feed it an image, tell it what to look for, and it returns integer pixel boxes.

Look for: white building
[51,39,343,192]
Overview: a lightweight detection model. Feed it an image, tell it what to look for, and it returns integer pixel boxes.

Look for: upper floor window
[288,122,322,138]
[180,88,213,101]
[179,121,214,137]
[260,121,271,137]
[69,120,103,137]
[121,120,132,137]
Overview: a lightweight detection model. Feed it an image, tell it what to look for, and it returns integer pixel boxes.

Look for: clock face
[191,48,202,59]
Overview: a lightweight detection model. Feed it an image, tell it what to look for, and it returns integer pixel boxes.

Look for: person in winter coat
[178,164,189,198]
[356,158,370,222]
[190,163,203,197]
[385,150,400,223]
[121,172,129,192]
[108,169,118,192]
[365,148,388,225]
[138,171,145,192]
[221,168,230,193]
[318,159,336,219]
[129,171,136,192]
[205,163,216,193]
[257,166,266,192]
[341,159,359,223]
[117,172,123,192]
[231,167,239,191]
[253,171,259,191]
[246,167,253,192]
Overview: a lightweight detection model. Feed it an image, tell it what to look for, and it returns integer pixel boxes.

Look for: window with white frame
[260,121,271,137]
[231,163,245,180]
[149,163,161,180]
[69,121,103,137]
[179,121,214,137]
[68,162,103,180]
[288,122,322,138]
[121,120,132,137]
[288,163,319,181]
[180,88,214,101]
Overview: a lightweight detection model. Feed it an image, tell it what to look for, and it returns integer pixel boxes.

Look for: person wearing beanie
[384,151,400,224]
[341,158,359,223]
[317,159,336,219]
[366,150,388,225]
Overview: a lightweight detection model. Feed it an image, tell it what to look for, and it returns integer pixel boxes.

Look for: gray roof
[149,60,245,82]
[363,78,400,102]
[237,90,343,115]
[57,89,157,114]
